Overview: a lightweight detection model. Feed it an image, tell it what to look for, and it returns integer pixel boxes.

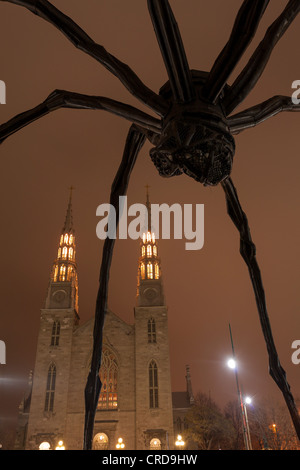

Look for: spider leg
[203,0,270,103]
[147,0,195,103]
[228,95,300,134]
[223,0,300,115]
[84,124,146,451]
[1,0,168,116]
[221,177,300,441]
[0,89,162,144]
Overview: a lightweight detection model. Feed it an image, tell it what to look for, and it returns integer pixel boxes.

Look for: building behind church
[14,191,194,450]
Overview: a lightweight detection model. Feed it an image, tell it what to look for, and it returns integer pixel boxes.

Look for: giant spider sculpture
[0,0,300,450]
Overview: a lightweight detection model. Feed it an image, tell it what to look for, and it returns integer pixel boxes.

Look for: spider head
[150,117,235,186]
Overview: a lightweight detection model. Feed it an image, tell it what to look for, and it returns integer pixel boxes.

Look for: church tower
[25,189,79,450]
[134,188,174,450]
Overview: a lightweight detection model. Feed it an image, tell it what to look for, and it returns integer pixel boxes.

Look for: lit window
[64,234,68,244]
[60,235,63,246]
[93,433,109,450]
[98,349,118,410]
[53,265,58,282]
[148,318,156,343]
[51,321,60,346]
[147,245,152,257]
[147,263,153,279]
[57,247,61,259]
[67,266,73,281]
[141,263,145,280]
[143,233,146,244]
[69,247,73,260]
[44,363,56,412]
[155,263,159,280]
[59,265,66,281]
[153,245,157,257]
[69,234,73,245]
[62,247,68,259]
[142,245,145,257]
[150,438,161,450]
[147,231,151,242]
[149,360,159,409]
[39,442,51,451]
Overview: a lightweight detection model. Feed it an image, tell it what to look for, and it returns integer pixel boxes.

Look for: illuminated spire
[62,186,74,233]
[138,186,161,283]
[136,187,165,306]
[52,188,77,284]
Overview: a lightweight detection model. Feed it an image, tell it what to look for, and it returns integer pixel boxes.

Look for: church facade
[14,191,194,450]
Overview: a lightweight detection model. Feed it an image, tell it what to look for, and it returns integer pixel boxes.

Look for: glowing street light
[227,358,237,369]
[116,437,125,449]
[227,323,251,450]
[55,440,65,450]
[175,435,185,448]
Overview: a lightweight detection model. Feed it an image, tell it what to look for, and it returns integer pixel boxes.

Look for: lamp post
[116,437,125,449]
[244,396,253,450]
[228,323,251,450]
[55,440,65,450]
[175,435,185,448]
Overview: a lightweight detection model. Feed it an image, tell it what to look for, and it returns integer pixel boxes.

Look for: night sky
[0,0,299,440]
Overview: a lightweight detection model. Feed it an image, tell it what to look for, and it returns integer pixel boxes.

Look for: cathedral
[14,190,194,450]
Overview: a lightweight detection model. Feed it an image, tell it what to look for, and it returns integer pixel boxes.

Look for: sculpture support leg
[2,0,167,115]
[223,0,300,115]
[147,0,195,103]
[0,89,161,144]
[228,95,300,134]
[83,125,146,450]
[221,177,300,440]
[203,0,270,103]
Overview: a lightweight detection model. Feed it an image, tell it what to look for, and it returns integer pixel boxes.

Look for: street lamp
[227,323,251,450]
[227,358,236,370]
[55,440,65,450]
[243,396,253,450]
[175,435,185,448]
[116,437,125,449]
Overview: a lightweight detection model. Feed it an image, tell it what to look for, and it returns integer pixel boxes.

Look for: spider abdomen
[150,115,235,186]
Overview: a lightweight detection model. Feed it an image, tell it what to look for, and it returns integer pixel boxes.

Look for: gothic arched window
[44,363,56,412]
[147,262,153,279]
[149,360,159,409]
[148,318,156,343]
[59,265,66,281]
[93,433,109,450]
[140,263,145,280]
[51,320,60,346]
[150,438,161,450]
[154,263,160,279]
[98,348,118,410]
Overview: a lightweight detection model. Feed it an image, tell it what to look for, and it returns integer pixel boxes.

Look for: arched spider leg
[147,0,195,103]
[228,95,300,134]
[221,177,300,440]
[203,0,270,103]
[0,89,162,144]
[84,125,146,451]
[223,0,300,115]
[1,0,168,116]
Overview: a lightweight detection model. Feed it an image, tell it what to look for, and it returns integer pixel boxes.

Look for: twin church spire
[47,186,163,310]
[52,186,76,284]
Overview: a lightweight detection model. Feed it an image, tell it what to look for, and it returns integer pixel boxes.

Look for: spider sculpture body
[0,0,300,450]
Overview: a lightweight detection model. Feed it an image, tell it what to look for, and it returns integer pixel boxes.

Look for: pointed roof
[62,186,74,233]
